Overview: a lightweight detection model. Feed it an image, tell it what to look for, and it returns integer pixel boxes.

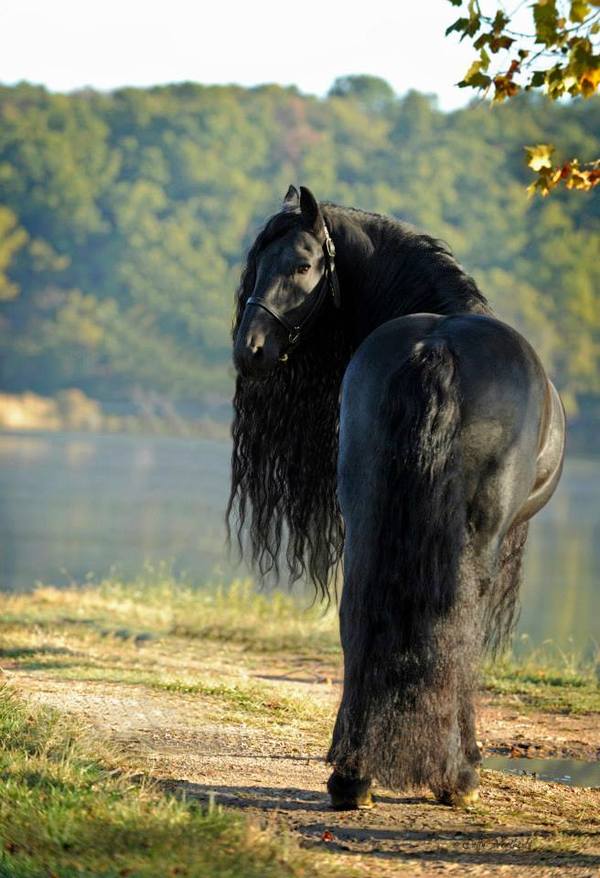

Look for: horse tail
[329,336,479,793]
[484,520,529,655]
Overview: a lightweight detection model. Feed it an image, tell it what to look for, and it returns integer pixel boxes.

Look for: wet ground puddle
[484,756,600,788]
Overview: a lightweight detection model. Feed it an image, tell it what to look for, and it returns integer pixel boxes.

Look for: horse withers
[229,185,565,808]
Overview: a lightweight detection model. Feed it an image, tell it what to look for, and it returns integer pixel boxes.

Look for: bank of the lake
[1,579,599,877]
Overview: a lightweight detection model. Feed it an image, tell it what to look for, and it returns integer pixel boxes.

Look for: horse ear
[299,186,323,235]
[283,185,299,210]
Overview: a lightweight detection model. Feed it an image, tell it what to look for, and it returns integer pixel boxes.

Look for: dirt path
[7,655,600,878]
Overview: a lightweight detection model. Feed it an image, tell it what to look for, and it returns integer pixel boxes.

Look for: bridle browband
[244,222,341,357]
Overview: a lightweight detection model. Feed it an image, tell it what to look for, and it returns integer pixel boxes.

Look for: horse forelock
[233,210,304,335]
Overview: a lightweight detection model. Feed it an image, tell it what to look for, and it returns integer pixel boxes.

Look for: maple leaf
[493,75,520,100]
[580,65,600,95]
[534,0,560,46]
[570,0,591,23]
[525,144,555,171]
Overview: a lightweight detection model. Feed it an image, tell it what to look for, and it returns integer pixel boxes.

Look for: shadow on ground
[157,779,600,871]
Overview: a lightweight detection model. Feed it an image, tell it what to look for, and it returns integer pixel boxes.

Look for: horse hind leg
[435,522,530,807]
[434,693,481,807]
[329,574,483,813]
[425,685,481,807]
[431,684,481,806]
[431,552,484,807]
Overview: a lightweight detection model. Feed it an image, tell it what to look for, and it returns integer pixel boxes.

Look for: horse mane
[227,203,489,599]
[321,204,490,327]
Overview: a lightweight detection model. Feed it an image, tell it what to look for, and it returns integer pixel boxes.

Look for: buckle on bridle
[322,223,340,309]
[324,229,336,260]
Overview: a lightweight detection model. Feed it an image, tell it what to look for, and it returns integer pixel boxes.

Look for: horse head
[233,186,340,377]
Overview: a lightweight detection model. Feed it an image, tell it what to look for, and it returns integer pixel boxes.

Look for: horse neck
[324,207,490,346]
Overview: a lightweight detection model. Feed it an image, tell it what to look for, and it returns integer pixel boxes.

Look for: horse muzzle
[233,328,287,377]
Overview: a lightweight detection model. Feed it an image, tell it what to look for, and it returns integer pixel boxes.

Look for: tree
[0,82,597,411]
[328,75,396,112]
[0,207,27,300]
[446,0,600,194]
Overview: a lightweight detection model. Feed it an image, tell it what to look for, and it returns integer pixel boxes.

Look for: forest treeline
[0,78,598,416]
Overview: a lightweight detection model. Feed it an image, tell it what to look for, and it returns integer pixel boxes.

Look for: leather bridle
[244,222,340,358]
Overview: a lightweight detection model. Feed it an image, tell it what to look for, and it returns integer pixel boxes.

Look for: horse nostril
[247,334,264,356]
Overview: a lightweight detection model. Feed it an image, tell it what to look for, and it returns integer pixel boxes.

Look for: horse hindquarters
[329,333,481,803]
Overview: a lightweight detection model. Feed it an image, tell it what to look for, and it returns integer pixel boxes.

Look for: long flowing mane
[227,203,489,599]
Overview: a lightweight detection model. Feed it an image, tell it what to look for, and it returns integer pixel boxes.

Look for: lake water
[483,756,600,789]
[0,431,598,652]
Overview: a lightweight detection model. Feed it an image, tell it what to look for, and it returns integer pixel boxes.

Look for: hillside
[0,80,598,418]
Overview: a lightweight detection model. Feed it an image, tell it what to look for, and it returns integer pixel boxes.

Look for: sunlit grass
[1,572,339,655]
[0,686,349,878]
[9,658,333,737]
[1,572,598,716]
[483,639,600,715]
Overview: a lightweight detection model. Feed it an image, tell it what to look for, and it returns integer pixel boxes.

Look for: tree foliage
[0,81,598,415]
[328,75,396,111]
[446,0,600,194]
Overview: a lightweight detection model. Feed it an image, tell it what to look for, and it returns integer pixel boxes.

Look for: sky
[0,0,483,110]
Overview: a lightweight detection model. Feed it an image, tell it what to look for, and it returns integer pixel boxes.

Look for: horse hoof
[327,772,374,810]
[436,788,479,808]
[330,791,374,811]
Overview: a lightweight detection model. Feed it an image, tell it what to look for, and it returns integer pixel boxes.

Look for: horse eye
[296,264,310,275]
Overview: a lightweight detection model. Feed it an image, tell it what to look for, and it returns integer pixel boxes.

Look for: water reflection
[483,756,600,788]
[519,458,600,654]
[0,432,235,590]
[0,431,598,650]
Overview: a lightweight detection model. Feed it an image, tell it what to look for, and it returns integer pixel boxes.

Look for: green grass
[1,574,598,716]
[0,686,346,878]
[484,657,600,714]
[0,574,340,656]
[156,678,329,727]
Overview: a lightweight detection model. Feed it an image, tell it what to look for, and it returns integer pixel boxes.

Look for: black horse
[229,186,565,808]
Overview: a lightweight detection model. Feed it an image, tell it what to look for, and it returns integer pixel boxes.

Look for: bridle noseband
[244,222,340,359]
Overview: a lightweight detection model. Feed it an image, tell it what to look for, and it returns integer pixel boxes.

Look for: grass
[0,577,339,739]
[1,573,598,716]
[484,659,600,715]
[0,574,340,655]
[483,639,600,715]
[0,686,348,878]
[10,659,331,735]
[1,689,597,878]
